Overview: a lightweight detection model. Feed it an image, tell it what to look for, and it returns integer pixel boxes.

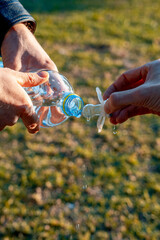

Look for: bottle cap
[62,93,84,118]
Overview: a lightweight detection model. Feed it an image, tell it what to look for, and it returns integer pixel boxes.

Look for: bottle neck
[62,93,84,118]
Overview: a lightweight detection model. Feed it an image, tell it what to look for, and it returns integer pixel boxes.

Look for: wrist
[1,23,33,53]
[1,23,35,69]
[4,22,34,37]
[1,21,36,48]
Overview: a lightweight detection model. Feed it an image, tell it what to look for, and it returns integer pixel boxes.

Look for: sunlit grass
[0,0,160,239]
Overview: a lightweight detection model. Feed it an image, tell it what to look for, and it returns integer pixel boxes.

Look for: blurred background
[0,0,160,239]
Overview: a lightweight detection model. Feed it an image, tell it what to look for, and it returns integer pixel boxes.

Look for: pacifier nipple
[82,104,102,121]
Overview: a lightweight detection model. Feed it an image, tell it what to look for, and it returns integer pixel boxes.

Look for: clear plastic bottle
[0,61,84,127]
[24,70,84,127]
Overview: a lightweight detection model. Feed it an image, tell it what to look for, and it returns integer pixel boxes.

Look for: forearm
[0,0,36,51]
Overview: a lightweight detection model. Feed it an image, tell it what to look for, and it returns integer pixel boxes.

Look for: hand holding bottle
[26,70,84,127]
[103,60,160,124]
[0,68,48,133]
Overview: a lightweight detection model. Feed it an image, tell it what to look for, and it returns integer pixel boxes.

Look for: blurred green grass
[0,0,160,239]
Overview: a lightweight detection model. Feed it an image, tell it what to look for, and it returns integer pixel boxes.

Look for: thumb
[104,86,142,114]
[16,70,49,87]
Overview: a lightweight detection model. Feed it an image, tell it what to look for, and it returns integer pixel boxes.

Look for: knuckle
[26,73,36,86]
[0,114,18,128]
[7,116,19,126]
[135,86,148,99]
[136,87,143,97]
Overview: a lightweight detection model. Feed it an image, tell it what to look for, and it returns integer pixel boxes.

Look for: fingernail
[29,123,38,129]
[37,71,49,78]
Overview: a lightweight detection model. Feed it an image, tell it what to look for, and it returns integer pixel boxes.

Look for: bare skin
[103,60,160,124]
[0,23,57,133]
[1,23,58,72]
[0,68,48,133]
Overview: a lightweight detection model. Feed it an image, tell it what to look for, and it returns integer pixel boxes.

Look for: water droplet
[82,184,88,189]
[67,203,75,209]
[82,164,86,169]
[113,125,117,135]
[76,223,80,230]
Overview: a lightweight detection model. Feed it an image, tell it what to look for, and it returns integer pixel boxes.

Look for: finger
[20,105,40,134]
[111,105,151,124]
[16,71,49,87]
[104,86,144,114]
[109,109,122,124]
[103,64,148,99]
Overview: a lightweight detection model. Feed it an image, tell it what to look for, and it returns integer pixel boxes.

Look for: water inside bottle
[25,70,84,127]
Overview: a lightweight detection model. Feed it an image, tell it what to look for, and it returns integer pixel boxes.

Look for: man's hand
[0,68,48,133]
[103,60,160,124]
[1,23,58,72]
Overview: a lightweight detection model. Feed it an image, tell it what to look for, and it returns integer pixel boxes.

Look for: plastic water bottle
[0,61,84,127]
[25,70,84,127]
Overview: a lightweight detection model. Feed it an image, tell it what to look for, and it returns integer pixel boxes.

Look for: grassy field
[0,0,160,239]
